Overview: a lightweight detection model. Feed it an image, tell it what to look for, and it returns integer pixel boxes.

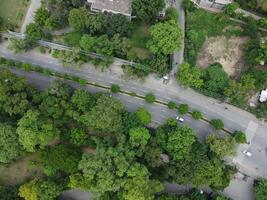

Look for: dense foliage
[0,68,236,199]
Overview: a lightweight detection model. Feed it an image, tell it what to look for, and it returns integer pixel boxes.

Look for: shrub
[111,84,120,93]
[134,107,152,125]
[192,110,202,120]
[39,46,46,54]
[210,119,224,130]
[178,104,189,115]
[233,130,246,144]
[145,93,156,103]
[21,63,32,71]
[129,92,137,96]
[167,101,176,109]
[78,78,87,85]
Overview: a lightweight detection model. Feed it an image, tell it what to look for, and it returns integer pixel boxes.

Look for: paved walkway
[20,0,41,33]
[171,0,185,75]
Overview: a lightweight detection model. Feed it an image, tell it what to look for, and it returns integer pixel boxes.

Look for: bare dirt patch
[197,36,248,77]
[0,154,43,186]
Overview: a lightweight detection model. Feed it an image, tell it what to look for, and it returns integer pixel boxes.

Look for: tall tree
[17,110,60,152]
[38,144,81,176]
[0,69,31,116]
[132,0,165,21]
[176,62,203,88]
[206,134,237,158]
[0,123,21,163]
[254,179,267,200]
[147,20,182,55]
[80,95,124,134]
[68,7,88,31]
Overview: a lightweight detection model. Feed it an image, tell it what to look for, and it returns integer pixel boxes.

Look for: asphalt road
[10,68,218,142]
[1,43,267,200]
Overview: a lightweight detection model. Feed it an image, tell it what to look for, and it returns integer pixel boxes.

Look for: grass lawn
[130,21,151,60]
[0,154,43,186]
[0,0,30,30]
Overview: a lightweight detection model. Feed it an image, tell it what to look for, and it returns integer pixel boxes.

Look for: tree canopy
[147,20,182,55]
[132,0,165,21]
[0,123,21,163]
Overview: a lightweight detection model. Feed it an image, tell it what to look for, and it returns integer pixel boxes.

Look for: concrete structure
[191,0,233,9]
[87,0,132,17]
[259,89,267,103]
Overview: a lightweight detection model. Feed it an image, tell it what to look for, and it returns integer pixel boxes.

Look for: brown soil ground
[0,154,43,186]
[197,36,249,77]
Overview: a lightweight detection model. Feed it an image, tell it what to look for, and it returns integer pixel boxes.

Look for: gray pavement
[20,0,41,33]
[171,0,185,74]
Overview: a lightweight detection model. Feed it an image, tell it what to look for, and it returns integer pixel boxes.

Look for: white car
[243,150,252,157]
[176,116,184,122]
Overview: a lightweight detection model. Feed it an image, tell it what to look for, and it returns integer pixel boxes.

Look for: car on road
[243,149,252,157]
[176,116,184,122]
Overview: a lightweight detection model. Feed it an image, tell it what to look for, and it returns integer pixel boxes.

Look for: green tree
[254,179,267,200]
[71,89,96,114]
[224,3,239,16]
[147,20,182,55]
[129,127,151,148]
[122,163,163,200]
[176,63,203,88]
[35,8,50,26]
[0,123,21,163]
[166,126,196,160]
[0,69,31,116]
[19,180,38,200]
[178,104,189,115]
[19,179,62,200]
[192,110,202,120]
[134,107,152,125]
[17,110,60,152]
[38,144,81,176]
[108,14,132,36]
[203,63,229,94]
[210,119,224,130]
[80,94,124,133]
[9,38,33,53]
[39,81,73,125]
[25,23,42,40]
[79,34,96,52]
[233,130,247,144]
[86,12,108,34]
[0,186,21,200]
[168,101,176,109]
[165,7,179,21]
[132,0,165,21]
[68,7,88,31]
[111,84,120,93]
[58,47,84,67]
[70,128,89,146]
[206,134,237,158]
[148,54,169,75]
[145,93,156,103]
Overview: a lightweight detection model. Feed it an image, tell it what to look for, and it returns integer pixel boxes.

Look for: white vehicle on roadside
[176,116,184,122]
[243,149,252,157]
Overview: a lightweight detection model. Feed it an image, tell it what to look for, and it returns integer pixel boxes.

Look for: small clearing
[197,36,248,77]
[0,154,43,186]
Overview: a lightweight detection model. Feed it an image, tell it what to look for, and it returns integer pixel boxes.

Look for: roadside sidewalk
[20,0,41,33]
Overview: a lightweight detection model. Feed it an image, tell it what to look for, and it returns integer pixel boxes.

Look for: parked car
[243,149,252,157]
[176,116,184,122]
